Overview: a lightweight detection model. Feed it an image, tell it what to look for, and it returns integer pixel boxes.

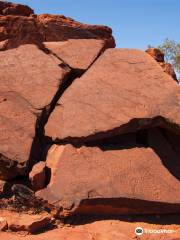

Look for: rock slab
[37,144,180,217]
[45,48,180,141]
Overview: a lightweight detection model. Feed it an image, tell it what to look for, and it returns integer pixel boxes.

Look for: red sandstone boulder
[44,39,107,73]
[45,48,180,142]
[37,143,180,217]
[0,44,70,180]
[0,1,33,16]
[29,161,46,191]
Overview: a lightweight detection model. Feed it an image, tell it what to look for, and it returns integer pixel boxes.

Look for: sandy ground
[1,214,180,240]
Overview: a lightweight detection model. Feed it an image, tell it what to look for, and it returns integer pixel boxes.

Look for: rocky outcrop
[0,1,180,236]
[0,11,115,51]
[0,1,33,16]
[146,48,178,82]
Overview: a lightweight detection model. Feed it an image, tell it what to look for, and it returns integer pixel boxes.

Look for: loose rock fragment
[29,161,46,191]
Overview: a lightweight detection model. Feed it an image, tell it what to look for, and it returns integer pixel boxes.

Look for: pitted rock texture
[0,44,70,109]
[0,44,70,180]
[45,48,180,142]
[37,143,180,217]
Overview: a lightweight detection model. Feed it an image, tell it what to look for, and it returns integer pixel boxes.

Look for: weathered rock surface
[0,210,52,233]
[0,1,33,16]
[45,48,180,142]
[0,10,115,50]
[29,161,46,191]
[0,1,180,236]
[44,39,107,73]
[37,144,180,217]
[0,44,70,180]
[146,48,177,82]
[0,44,70,109]
[0,91,37,180]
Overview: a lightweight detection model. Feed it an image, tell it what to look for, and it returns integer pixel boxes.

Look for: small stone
[29,161,46,191]
[7,214,52,233]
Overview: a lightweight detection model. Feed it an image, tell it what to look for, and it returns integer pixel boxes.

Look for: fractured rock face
[0,44,70,180]
[44,39,107,73]
[38,14,115,47]
[0,91,37,180]
[37,144,180,217]
[0,12,115,50]
[45,48,180,142]
[0,44,70,109]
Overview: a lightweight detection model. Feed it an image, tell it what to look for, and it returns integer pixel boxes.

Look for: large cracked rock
[0,44,71,180]
[0,1,180,228]
[37,143,180,217]
[45,48,180,142]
